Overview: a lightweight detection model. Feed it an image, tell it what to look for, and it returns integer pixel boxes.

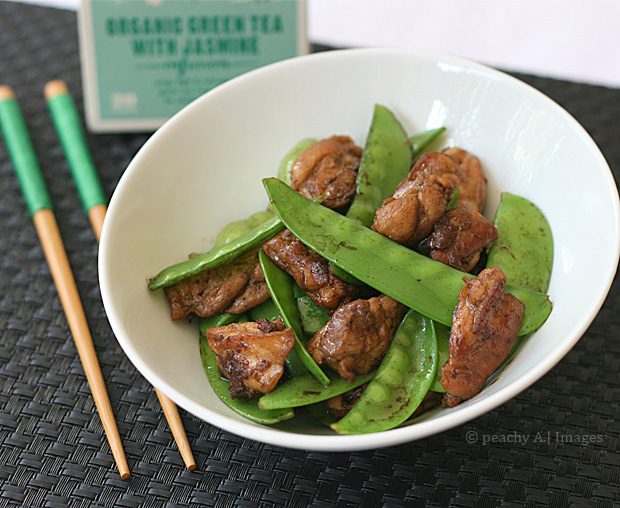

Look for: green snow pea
[258,250,331,386]
[486,192,554,362]
[331,308,437,434]
[200,312,246,329]
[486,192,553,294]
[293,284,331,336]
[263,177,552,335]
[305,402,339,427]
[429,322,450,393]
[199,314,295,424]
[248,297,280,322]
[258,369,375,410]
[446,187,460,210]
[277,137,317,185]
[330,104,412,284]
[345,104,413,228]
[214,209,275,248]
[409,126,446,159]
[249,288,330,351]
[148,215,284,291]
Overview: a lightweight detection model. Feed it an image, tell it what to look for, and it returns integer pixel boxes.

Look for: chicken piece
[224,260,271,314]
[443,147,486,212]
[262,229,357,311]
[206,318,295,399]
[441,267,525,407]
[371,152,461,247]
[307,294,407,382]
[163,250,269,320]
[426,207,498,273]
[324,383,368,419]
[290,135,362,209]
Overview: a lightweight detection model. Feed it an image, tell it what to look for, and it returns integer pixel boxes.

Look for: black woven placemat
[1,2,620,507]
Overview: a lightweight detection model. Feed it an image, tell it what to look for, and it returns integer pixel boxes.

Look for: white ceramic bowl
[99,48,620,451]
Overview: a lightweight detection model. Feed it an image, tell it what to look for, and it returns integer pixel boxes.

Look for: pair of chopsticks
[0,82,196,479]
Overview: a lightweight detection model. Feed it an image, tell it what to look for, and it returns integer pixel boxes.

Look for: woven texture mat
[1,3,620,507]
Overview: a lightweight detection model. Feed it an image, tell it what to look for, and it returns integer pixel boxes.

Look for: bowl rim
[99,47,620,451]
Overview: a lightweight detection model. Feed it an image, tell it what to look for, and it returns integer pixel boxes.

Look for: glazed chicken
[443,147,486,212]
[290,135,362,209]
[306,294,407,382]
[224,261,270,314]
[426,207,498,273]
[441,267,525,408]
[206,318,295,399]
[371,152,461,247]
[164,249,269,320]
[262,229,357,311]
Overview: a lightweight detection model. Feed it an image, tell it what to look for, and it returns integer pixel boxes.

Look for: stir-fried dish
[148,104,554,434]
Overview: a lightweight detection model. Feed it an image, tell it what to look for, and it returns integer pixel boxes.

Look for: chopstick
[43,80,197,472]
[0,85,131,480]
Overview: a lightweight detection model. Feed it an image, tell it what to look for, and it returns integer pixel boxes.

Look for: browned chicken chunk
[426,207,498,273]
[224,260,270,314]
[290,135,362,209]
[206,318,295,399]
[262,229,357,311]
[441,267,525,407]
[164,250,269,320]
[371,152,461,247]
[307,294,407,382]
[443,147,486,212]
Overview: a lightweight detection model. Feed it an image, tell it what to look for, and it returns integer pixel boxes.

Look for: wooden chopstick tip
[0,85,15,101]
[44,80,69,101]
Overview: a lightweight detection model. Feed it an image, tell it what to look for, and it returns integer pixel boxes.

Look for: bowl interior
[99,48,620,451]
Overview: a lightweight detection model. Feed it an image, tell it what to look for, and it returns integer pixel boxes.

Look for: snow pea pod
[486,192,554,363]
[446,187,460,210]
[263,177,552,335]
[429,322,450,393]
[486,192,553,294]
[258,250,331,386]
[200,312,246,329]
[293,284,331,336]
[330,104,412,284]
[198,314,295,425]
[345,104,413,228]
[305,403,338,426]
[409,126,446,159]
[148,216,284,291]
[258,369,375,410]
[248,297,280,322]
[331,308,437,434]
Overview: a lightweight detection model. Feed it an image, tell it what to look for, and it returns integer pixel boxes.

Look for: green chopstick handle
[44,81,106,212]
[0,86,53,216]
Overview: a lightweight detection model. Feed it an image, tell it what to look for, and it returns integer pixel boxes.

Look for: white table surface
[9,0,619,89]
